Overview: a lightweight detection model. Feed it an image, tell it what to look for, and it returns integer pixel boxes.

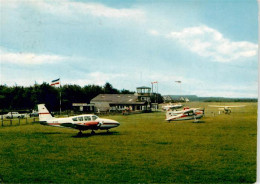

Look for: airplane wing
[171,110,185,114]
[183,109,195,113]
[171,108,199,114]
[184,108,203,113]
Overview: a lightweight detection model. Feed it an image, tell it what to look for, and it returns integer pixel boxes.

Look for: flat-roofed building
[90,93,149,112]
[91,86,154,113]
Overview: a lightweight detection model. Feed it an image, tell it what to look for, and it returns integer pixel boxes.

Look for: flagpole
[51,78,61,114]
[156,82,158,111]
[180,82,181,98]
[175,81,182,101]
[60,79,61,114]
[151,82,153,95]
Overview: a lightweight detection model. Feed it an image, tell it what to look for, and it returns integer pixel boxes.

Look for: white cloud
[148,30,160,36]
[1,0,145,20]
[0,49,67,65]
[166,25,258,62]
[66,72,126,86]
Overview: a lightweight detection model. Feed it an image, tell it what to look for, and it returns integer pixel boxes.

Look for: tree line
[0,82,163,112]
[0,82,136,112]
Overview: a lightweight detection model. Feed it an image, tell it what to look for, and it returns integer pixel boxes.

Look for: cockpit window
[72,117,77,121]
[84,116,91,121]
[92,115,98,121]
[78,116,83,121]
[184,112,193,116]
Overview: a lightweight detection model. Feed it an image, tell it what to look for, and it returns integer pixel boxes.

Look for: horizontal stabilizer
[31,121,47,125]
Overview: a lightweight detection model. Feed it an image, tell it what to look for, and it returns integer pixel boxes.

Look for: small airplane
[162,103,183,111]
[38,104,120,136]
[208,105,246,114]
[166,107,204,122]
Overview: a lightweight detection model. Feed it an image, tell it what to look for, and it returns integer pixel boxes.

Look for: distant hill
[164,95,257,102]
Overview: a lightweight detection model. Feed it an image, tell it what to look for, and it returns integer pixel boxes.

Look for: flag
[151,81,158,84]
[175,81,181,83]
[51,78,60,86]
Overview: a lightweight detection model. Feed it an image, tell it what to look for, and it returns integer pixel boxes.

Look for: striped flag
[175,81,181,83]
[51,78,60,86]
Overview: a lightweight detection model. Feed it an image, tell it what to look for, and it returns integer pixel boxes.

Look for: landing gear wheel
[107,129,110,133]
[91,130,95,135]
[77,131,83,136]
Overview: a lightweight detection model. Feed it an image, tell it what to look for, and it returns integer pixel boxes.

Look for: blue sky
[0,0,258,98]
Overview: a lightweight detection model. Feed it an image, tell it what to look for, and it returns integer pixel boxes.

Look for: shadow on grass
[72,131,121,138]
[33,132,63,135]
[156,141,172,145]
[191,120,206,123]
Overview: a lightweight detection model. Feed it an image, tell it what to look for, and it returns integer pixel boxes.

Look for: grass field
[0,102,256,183]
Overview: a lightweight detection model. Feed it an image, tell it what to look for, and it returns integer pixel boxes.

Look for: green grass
[0,102,256,183]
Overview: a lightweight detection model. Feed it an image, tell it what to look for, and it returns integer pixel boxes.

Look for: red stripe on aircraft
[48,123,60,125]
[196,112,203,114]
[171,114,187,120]
[83,122,99,126]
[180,115,188,118]
[39,112,50,115]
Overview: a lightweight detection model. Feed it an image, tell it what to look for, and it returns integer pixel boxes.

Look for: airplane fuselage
[38,104,120,134]
[166,108,204,121]
[41,114,120,130]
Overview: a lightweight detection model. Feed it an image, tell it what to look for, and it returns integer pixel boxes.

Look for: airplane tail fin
[37,104,55,121]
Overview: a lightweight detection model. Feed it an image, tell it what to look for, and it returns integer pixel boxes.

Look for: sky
[0,0,258,98]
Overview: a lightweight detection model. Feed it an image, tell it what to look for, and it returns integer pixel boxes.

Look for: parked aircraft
[162,103,183,111]
[38,104,120,136]
[166,107,204,122]
[208,105,246,114]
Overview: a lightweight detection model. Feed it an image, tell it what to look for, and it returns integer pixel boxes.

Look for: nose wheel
[91,130,95,135]
[77,131,83,137]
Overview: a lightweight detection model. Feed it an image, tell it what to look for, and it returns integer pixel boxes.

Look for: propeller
[193,110,198,122]
[98,121,103,127]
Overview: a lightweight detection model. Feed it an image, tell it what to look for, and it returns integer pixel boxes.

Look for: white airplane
[166,107,204,122]
[162,103,183,111]
[208,105,246,114]
[38,104,120,136]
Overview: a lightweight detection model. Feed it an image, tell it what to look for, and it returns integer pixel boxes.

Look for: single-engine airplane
[166,107,204,122]
[162,103,183,111]
[38,104,120,136]
[208,105,246,114]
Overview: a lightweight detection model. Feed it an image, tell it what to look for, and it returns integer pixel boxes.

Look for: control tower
[136,86,151,111]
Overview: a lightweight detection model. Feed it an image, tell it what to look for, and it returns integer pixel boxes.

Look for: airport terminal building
[90,86,153,113]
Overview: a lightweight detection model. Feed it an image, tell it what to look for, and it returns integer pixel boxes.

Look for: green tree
[103,82,119,94]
